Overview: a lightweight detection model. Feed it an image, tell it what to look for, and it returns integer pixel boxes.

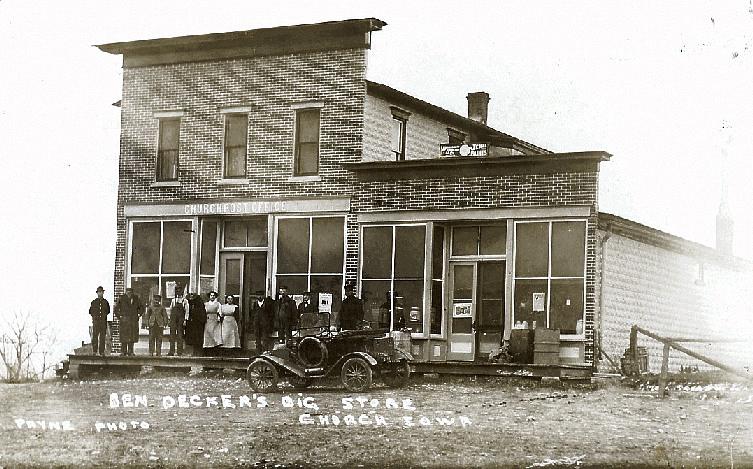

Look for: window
[361,224,426,333]
[447,128,465,145]
[390,107,410,161]
[275,216,345,311]
[157,118,180,181]
[224,114,248,178]
[223,217,267,248]
[199,220,218,292]
[294,109,320,176]
[430,225,445,335]
[513,221,586,335]
[451,225,507,257]
[129,220,192,304]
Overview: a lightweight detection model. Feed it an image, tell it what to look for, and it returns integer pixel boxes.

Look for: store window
[294,109,320,176]
[513,220,586,335]
[224,114,248,178]
[199,220,218,293]
[451,225,506,257]
[156,118,180,181]
[275,216,344,311]
[130,220,192,305]
[361,224,426,332]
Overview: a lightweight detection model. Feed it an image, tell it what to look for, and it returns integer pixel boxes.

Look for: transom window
[451,225,507,257]
[224,114,248,178]
[513,220,586,335]
[157,118,180,181]
[129,220,192,305]
[294,109,320,176]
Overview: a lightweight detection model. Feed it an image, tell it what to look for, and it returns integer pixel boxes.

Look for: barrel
[533,328,560,365]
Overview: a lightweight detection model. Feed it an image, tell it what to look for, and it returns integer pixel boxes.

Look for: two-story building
[97,18,752,373]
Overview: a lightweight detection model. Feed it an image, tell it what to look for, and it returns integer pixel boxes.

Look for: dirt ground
[1,371,752,468]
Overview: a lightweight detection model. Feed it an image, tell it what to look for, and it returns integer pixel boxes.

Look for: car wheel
[298,336,328,368]
[341,357,372,392]
[288,375,313,389]
[381,361,410,388]
[247,359,279,393]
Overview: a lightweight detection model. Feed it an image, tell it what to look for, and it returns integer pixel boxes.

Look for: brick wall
[113,48,368,347]
[597,230,753,372]
[363,94,460,162]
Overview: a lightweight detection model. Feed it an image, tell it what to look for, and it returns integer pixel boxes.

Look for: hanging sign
[533,293,546,312]
[165,281,177,299]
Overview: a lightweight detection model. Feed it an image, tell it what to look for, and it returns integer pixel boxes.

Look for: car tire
[341,357,372,392]
[247,358,279,393]
[298,336,328,368]
[381,361,410,388]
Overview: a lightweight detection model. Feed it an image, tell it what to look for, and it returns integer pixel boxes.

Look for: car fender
[252,355,306,377]
[333,351,378,368]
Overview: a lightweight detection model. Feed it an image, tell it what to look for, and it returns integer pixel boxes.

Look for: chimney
[715,200,734,256]
[467,92,490,125]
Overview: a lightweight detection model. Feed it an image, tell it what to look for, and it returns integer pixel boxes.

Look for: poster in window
[533,292,546,312]
[453,303,472,318]
[166,281,176,299]
[319,293,332,313]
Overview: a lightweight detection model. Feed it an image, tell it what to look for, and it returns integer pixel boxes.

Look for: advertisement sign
[165,281,176,299]
[439,143,489,157]
[453,303,472,318]
[533,293,546,312]
[319,293,333,313]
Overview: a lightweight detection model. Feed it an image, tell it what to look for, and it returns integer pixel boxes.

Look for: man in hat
[339,283,364,331]
[274,285,297,342]
[252,290,274,354]
[115,287,142,356]
[168,286,189,356]
[89,286,110,356]
[144,295,168,356]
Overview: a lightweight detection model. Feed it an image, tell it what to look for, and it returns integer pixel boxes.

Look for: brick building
[97,18,751,372]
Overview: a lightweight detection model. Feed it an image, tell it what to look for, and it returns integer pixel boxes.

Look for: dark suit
[89,297,110,355]
[115,293,142,355]
[274,295,297,341]
[252,297,274,353]
[339,295,364,331]
[185,296,207,353]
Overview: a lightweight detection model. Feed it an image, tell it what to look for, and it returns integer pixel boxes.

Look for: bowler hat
[96,286,105,292]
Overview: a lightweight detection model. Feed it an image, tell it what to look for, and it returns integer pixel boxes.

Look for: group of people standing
[88,285,242,357]
[88,282,365,357]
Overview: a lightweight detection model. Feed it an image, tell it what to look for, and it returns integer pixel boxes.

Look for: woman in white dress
[203,291,223,349]
[220,295,241,349]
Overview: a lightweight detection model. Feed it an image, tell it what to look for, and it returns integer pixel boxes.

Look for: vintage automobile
[246,313,411,392]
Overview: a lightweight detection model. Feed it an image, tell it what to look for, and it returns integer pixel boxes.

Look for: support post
[658,343,670,398]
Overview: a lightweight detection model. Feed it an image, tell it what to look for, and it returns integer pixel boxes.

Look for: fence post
[658,343,670,398]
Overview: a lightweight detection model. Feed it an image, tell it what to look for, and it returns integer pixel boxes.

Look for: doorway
[447,261,505,361]
[219,251,267,351]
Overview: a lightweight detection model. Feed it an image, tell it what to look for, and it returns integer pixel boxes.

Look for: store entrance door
[219,252,267,350]
[447,261,506,361]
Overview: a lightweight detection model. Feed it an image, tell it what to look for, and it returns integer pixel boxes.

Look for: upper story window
[294,108,320,176]
[224,113,248,178]
[447,128,466,145]
[390,107,410,161]
[157,118,180,181]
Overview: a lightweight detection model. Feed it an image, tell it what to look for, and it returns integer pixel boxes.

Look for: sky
[0,0,751,362]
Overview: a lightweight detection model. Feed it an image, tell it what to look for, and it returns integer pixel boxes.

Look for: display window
[512,220,586,336]
[360,224,426,333]
[128,220,193,305]
[274,216,345,311]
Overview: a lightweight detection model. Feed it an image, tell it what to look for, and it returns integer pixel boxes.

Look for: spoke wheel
[247,359,279,393]
[288,375,313,389]
[341,357,373,392]
[381,361,411,388]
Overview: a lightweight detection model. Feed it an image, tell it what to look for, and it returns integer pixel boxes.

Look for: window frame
[511,219,587,338]
[222,112,249,179]
[449,223,508,260]
[272,214,347,297]
[126,217,196,298]
[155,117,181,182]
[293,107,321,176]
[390,106,410,161]
[359,222,431,338]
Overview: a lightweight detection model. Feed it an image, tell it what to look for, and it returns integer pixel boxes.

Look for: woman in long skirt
[220,295,241,349]
[203,291,223,350]
[184,292,206,356]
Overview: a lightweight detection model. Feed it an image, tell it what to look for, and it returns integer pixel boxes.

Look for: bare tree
[0,311,57,382]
